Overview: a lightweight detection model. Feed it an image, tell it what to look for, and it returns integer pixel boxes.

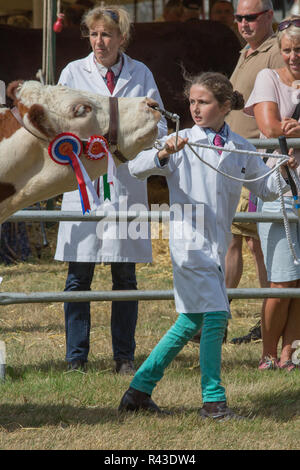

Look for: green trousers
[131,311,228,403]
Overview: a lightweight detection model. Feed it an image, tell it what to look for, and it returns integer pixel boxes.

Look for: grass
[0,224,299,450]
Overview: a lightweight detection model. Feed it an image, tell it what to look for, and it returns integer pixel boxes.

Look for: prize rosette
[85,135,110,161]
[48,132,100,214]
[86,135,117,200]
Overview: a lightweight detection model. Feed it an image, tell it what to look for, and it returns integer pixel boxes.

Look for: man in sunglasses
[225,0,285,344]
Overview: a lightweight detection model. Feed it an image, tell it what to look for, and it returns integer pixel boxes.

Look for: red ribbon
[58,140,91,214]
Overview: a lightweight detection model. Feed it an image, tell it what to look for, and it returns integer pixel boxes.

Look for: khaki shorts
[231,187,259,239]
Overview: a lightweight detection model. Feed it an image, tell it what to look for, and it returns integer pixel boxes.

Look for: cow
[0,80,161,224]
[0,21,240,208]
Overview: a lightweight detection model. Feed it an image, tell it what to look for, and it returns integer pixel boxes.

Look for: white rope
[155,111,300,265]
[154,138,289,183]
[187,142,289,183]
[187,139,300,264]
[276,167,300,265]
[189,141,291,161]
[291,168,300,196]
[175,114,179,152]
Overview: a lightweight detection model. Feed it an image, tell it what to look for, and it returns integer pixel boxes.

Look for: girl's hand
[158,136,188,160]
[280,148,298,178]
[286,150,298,170]
[281,117,300,137]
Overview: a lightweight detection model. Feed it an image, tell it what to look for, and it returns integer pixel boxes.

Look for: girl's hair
[183,72,244,110]
[277,15,300,47]
[81,5,131,51]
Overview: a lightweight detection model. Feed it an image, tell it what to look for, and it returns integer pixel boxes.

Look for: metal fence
[1,136,300,305]
[1,210,300,305]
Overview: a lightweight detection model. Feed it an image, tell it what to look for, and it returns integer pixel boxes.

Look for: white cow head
[0,80,161,223]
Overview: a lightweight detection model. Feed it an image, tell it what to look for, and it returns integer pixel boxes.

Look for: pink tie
[213,134,224,155]
[106,69,115,94]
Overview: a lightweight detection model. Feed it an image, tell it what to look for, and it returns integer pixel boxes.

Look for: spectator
[225,0,285,345]
[156,0,184,22]
[210,0,246,45]
[181,0,202,21]
[54,5,167,374]
[7,15,31,28]
[64,0,94,27]
[244,15,300,370]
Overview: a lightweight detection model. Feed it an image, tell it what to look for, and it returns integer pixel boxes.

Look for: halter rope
[155,110,300,265]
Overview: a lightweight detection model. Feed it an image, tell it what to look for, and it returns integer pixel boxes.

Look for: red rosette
[85,135,110,161]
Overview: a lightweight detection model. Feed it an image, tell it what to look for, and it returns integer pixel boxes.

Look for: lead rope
[275,166,300,265]
[154,108,299,264]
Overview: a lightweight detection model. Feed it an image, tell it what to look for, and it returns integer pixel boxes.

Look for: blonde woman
[245,16,300,371]
[55,5,167,374]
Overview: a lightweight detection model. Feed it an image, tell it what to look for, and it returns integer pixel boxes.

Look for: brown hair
[183,71,244,110]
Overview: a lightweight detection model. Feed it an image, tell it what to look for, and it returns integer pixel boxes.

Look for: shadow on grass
[247,388,300,422]
[0,403,119,431]
[0,323,65,334]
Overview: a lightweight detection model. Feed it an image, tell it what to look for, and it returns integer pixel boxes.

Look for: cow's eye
[73,104,92,117]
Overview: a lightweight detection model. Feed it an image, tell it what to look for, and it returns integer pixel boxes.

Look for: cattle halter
[9,97,128,163]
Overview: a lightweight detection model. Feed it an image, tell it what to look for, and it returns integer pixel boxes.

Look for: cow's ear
[73,103,92,117]
[25,104,56,138]
[7,79,24,105]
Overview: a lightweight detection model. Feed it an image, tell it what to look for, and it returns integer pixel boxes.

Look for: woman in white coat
[55,5,167,373]
[118,72,297,419]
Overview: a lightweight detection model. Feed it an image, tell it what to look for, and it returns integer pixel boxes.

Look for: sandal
[258,356,279,370]
[279,360,300,372]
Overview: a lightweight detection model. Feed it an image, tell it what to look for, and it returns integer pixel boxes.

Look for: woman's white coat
[55,52,167,262]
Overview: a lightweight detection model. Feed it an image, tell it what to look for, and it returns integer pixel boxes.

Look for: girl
[119,72,297,420]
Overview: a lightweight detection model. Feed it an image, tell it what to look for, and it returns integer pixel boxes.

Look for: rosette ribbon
[48,132,101,214]
[85,135,116,200]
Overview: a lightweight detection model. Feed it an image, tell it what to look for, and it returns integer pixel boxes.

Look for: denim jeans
[64,261,138,363]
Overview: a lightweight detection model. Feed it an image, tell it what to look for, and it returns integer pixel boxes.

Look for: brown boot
[199,401,245,420]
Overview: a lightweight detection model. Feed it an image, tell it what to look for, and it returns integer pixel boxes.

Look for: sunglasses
[278,19,300,31]
[235,9,269,23]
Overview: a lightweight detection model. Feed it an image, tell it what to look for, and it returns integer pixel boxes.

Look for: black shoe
[230,320,262,345]
[115,360,136,375]
[118,387,166,414]
[67,359,87,372]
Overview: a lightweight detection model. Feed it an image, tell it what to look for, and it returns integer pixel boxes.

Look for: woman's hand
[281,117,300,137]
[158,136,188,160]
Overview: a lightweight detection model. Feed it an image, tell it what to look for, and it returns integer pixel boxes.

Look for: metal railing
[1,211,299,305]
[2,136,300,305]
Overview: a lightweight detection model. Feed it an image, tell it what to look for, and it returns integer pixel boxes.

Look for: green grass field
[0,224,299,450]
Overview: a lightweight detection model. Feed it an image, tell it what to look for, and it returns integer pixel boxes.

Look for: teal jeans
[131,311,228,403]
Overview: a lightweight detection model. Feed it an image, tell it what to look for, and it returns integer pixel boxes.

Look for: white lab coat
[55,52,167,262]
[129,125,288,314]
